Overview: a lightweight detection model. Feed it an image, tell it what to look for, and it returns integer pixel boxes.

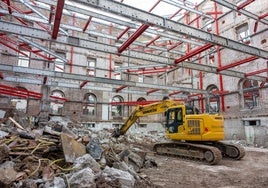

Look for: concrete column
[38,85,50,126]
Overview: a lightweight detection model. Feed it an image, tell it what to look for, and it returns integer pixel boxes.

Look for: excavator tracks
[214,141,246,160]
[153,142,222,165]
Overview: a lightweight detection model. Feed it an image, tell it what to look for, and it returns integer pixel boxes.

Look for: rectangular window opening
[236,23,250,43]
[87,58,96,76]
[242,120,261,126]
[18,50,30,67]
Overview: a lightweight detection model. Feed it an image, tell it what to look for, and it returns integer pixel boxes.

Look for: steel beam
[4,0,12,14]
[147,89,160,95]
[52,0,65,39]
[212,0,268,25]
[146,35,160,47]
[18,36,68,62]
[0,21,266,82]
[117,27,130,40]
[83,16,92,32]
[0,63,207,94]
[115,85,128,92]
[245,68,268,77]
[118,24,150,54]
[77,0,268,59]
[169,91,183,96]
[0,21,171,65]
[217,56,258,72]
[237,0,255,10]
[174,43,214,64]
[25,0,204,47]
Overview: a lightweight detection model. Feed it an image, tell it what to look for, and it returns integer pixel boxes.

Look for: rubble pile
[0,109,159,188]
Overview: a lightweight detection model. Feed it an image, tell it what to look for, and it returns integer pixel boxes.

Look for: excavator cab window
[166,108,183,133]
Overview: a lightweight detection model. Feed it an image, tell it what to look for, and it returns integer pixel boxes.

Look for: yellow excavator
[112,99,245,165]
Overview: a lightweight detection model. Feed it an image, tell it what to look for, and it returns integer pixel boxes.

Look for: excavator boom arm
[113,100,183,137]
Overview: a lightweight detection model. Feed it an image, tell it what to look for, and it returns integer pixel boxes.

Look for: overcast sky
[121,0,204,18]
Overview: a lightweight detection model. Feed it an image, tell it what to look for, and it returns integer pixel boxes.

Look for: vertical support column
[214,2,225,112]
[70,13,75,73]
[38,85,50,127]
[195,5,204,112]
[185,11,191,76]
[109,24,113,78]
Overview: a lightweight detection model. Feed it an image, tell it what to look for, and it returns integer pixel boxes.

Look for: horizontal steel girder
[77,0,268,59]
[0,63,207,94]
[0,21,266,82]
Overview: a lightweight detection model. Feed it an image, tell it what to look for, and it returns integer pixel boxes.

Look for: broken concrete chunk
[73,154,101,174]
[0,161,18,186]
[102,166,135,188]
[61,125,78,140]
[61,133,86,163]
[44,126,61,136]
[0,130,8,139]
[0,110,6,118]
[118,149,144,172]
[0,144,9,162]
[18,131,35,139]
[86,139,103,160]
[69,167,96,188]
[144,158,158,168]
[43,177,66,188]
[20,179,38,188]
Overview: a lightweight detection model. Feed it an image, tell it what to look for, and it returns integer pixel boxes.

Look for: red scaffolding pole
[237,0,255,10]
[174,43,214,64]
[214,2,225,112]
[254,12,268,33]
[147,89,160,95]
[118,24,150,54]
[245,68,268,77]
[146,35,161,47]
[169,91,182,96]
[52,0,65,39]
[80,81,89,89]
[117,27,130,40]
[83,16,92,32]
[115,85,128,92]
[217,56,258,72]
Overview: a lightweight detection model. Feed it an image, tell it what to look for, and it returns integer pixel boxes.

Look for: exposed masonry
[0,0,267,146]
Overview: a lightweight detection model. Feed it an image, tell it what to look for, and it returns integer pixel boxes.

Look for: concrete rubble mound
[0,109,159,188]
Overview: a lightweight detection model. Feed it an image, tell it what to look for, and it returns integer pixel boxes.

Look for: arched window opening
[207,85,220,113]
[83,93,97,115]
[242,79,259,109]
[50,90,64,115]
[112,95,124,117]
[137,97,146,105]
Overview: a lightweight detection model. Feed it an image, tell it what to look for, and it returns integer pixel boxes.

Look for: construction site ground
[140,146,268,188]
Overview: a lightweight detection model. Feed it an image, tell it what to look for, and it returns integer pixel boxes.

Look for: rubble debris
[9,117,24,130]
[61,133,86,163]
[0,161,18,187]
[101,166,136,188]
[43,176,66,188]
[0,130,8,139]
[18,131,35,139]
[0,110,5,119]
[0,113,157,187]
[86,138,103,160]
[69,167,96,188]
[73,153,101,174]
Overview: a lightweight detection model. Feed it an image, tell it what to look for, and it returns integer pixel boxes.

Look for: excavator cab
[165,107,183,133]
